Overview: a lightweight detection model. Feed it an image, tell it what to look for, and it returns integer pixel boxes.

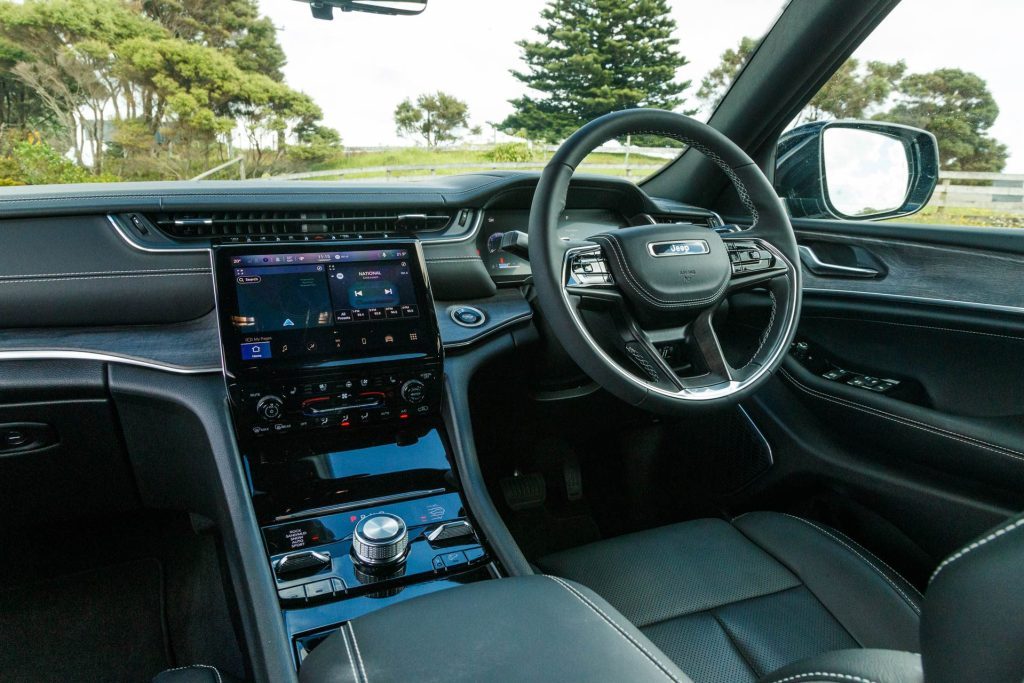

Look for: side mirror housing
[774,120,939,221]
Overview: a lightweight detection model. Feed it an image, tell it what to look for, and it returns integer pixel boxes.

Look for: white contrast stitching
[159,665,222,683]
[0,272,211,284]
[0,267,209,279]
[346,621,368,682]
[779,369,1024,463]
[547,576,682,682]
[803,520,923,600]
[930,516,1024,584]
[801,316,1024,343]
[765,671,879,683]
[784,514,922,612]
[742,288,777,368]
[339,624,360,683]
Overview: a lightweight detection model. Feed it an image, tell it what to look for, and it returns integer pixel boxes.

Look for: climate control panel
[232,362,442,438]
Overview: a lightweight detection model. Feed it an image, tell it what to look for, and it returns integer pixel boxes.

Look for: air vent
[148,208,457,241]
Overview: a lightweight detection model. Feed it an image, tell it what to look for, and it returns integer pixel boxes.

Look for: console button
[331,578,347,595]
[305,579,333,599]
[256,395,284,421]
[440,551,468,568]
[401,379,426,404]
[431,556,445,572]
[277,585,307,603]
[450,306,485,328]
[465,547,486,563]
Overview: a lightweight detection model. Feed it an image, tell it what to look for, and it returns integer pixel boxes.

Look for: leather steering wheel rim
[529,109,802,412]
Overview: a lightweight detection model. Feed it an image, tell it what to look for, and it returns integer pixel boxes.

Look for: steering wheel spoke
[724,237,791,293]
[679,306,734,388]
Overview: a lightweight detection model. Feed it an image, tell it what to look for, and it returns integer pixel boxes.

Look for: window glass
[775,0,1024,228]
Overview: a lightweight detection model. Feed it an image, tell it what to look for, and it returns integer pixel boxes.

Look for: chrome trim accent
[107,214,210,254]
[647,239,710,257]
[448,305,486,328]
[0,349,219,375]
[272,488,447,522]
[798,244,878,277]
[107,208,483,252]
[738,405,774,467]
[559,240,799,402]
[426,520,475,543]
[275,549,331,575]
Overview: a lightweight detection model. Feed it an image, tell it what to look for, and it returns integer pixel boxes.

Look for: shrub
[485,142,535,163]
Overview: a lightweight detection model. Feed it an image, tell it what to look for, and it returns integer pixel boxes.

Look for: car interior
[1,1,1022,682]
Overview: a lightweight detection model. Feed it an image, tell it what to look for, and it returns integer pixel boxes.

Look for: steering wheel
[530,109,801,412]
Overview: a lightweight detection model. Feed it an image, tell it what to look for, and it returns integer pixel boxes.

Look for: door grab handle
[798,245,879,278]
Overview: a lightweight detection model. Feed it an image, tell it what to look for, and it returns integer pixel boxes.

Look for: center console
[213,241,495,664]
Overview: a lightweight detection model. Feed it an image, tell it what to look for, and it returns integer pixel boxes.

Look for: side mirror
[774,120,939,221]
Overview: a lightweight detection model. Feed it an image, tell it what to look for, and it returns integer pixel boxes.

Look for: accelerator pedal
[563,456,584,502]
[500,472,547,511]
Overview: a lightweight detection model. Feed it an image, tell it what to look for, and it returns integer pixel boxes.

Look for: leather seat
[536,512,923,683]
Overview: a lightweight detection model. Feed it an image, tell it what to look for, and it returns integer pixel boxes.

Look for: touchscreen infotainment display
[214,243,440,374]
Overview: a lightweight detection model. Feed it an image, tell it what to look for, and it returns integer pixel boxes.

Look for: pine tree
[502,0,689,143]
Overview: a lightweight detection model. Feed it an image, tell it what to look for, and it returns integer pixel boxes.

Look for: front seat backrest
[921,510,1024,683]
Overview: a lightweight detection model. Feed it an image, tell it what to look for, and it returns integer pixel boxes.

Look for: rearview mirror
[300,0,427,20]
[774,120,939,221]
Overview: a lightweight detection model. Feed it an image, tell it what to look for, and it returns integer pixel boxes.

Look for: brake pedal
[563,457,583,502]
[500,472,546,511]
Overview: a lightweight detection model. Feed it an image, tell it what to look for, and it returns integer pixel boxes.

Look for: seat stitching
[788,518,923,600]
[780,368,1024,462]
[339,624,360,683]
[783,515,920,615]
[728,520,866,649]
[546,576,683,682]
[346,622,369,682]
[763,672,879,683]
[159,665,222,683]
[930,516,1024,584]
[637,585,804,629]
[709,611,761,678]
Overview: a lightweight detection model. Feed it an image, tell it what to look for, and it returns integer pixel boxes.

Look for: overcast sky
[259,0,1024,171]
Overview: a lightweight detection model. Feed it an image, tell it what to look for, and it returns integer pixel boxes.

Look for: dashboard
[477,209,628,284]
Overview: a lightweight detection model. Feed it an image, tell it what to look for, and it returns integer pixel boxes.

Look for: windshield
[0,0,783,186]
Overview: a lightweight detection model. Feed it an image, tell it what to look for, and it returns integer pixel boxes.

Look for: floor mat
[0,558,170,683]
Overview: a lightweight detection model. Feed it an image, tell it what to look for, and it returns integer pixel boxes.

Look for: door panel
[741,217,1024,580]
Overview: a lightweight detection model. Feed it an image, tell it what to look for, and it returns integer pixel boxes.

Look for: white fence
[931,171,1024,212]
[271,150,1024,213]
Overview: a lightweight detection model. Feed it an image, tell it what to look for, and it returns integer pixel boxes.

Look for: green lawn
[299,147,668,180]
[896,205,1024,229]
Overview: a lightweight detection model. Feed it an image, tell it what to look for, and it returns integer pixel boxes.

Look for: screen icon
[240,341,271,360]
[283,318,295,327]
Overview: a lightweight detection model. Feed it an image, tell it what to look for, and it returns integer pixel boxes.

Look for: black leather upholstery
[922,510,1024,683]
[298,575,694,683]
[758,649,923,683]
[536,513,921,683]
[152,665,228,683]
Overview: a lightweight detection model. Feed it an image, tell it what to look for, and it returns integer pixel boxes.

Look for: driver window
[757,0,1022,228]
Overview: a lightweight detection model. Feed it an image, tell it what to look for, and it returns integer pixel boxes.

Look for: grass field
[300,148,1024,228]
[894,205,1024,228]
[300,147,666,180]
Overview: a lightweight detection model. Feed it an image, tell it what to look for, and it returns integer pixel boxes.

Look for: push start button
[449,305,485,328]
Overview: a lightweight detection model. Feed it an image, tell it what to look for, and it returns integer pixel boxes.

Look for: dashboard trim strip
[0,349,220,374]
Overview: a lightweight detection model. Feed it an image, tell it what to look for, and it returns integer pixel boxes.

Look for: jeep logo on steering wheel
[647,240,711,257]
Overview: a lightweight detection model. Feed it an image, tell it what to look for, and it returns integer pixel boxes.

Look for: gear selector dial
[352,513,409,565]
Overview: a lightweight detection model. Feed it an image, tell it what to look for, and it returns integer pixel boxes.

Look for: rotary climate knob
[351,513,409,566]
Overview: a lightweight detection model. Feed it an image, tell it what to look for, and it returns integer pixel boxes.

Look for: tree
[394,91,471,147]
[697,36,905,121]
[502,0,689,143]
[881,68,1007,172]
[695,36,757,115]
